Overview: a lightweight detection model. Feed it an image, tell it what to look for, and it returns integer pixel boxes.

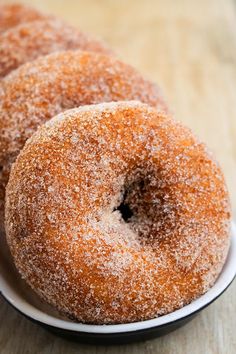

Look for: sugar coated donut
[0,3,47,33]
[0,19,111,78]
[0,51,167,230]
[5,101,231,324]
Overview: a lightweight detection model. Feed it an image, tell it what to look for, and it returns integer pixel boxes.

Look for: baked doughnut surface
[5,101,231,324]
[0,3,47,33]
[0,18,111,78]
[0,51,167,229]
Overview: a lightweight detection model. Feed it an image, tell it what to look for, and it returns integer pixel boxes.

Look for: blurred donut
[0,18,112,78]
[0,50,167,230]
[0,3,47,33]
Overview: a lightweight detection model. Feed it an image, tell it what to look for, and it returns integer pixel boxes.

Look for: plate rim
[1,271,235,337]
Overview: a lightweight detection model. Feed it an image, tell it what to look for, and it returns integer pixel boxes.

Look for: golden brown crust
[0,3,47,33]
[0,51,167,230]
[0,18,111,78]
[5,101,231,324]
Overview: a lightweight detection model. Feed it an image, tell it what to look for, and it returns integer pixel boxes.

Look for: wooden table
[0,0,236,353]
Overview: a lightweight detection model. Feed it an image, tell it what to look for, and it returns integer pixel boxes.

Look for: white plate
[0,223,235,338]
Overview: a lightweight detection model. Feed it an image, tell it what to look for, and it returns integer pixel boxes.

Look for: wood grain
[0,0,235,353]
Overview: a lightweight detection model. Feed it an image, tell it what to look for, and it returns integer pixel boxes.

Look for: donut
[0,18,111,78]
[5,101,231,324]
[0,50,167,230]
[0,3,47,33]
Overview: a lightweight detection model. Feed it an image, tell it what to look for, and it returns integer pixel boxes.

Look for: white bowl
[0,223,236,345]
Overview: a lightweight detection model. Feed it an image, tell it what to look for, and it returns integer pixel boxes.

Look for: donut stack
[0,3,231,324]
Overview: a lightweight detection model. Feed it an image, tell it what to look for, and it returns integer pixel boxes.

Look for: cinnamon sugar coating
[0,3,47,33]
[0,18,111,78]
[0,51,167,229]
[5,101,231,324]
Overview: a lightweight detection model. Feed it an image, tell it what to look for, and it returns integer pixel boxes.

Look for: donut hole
[114,171,177,246]
[114,175,157,226]
[115,190,133,222]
